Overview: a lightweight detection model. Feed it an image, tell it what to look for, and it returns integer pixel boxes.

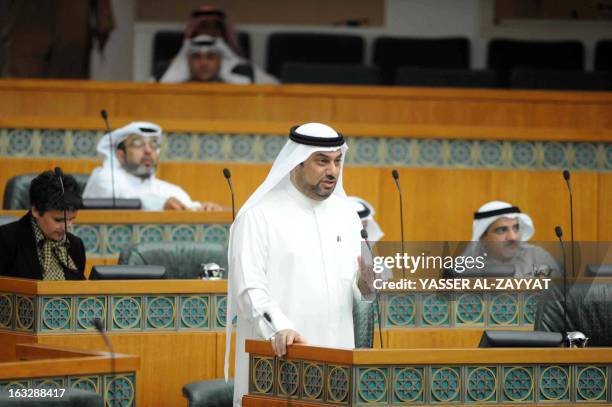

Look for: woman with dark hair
[0,169,86,280]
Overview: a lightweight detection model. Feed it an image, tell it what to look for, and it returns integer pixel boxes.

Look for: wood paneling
[1,158,605,241]
[1,80,611,131]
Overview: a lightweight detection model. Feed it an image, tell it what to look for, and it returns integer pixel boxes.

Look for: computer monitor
[82,198,142,210]
[479,330,563,348]
[89,265,166,280]
[585,264,612,277]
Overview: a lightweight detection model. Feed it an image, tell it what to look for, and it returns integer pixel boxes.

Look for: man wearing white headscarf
[225,123,374,406]
[349,196,384,243]
[160,35,278,84]
[461,201,559,278]
[83,121,220,211]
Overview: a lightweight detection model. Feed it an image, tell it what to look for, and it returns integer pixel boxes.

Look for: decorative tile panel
[326,365,350,404]
[76,296,106,331]
[15,295,35,332]
[0,293,13,329]
[179,295,210,329]
[393,366,425,404]
[430,366,461,403]
[466,366,498,403]
[40,296,72,332]
[145,296,176,330]
[111,296,142,331]
[1,127,609,171]
[251,356,275,395]
[357,367,389,404]
[104,373,136,407]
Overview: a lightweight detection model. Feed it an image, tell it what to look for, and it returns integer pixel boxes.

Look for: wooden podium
[1,343,139,405]
[243,339,612,406]
[0,277,230,406]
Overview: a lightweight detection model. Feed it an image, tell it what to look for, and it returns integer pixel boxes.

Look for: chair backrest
[594,40,612,71]
[373,36,470,84]
[280,63,382,86]
[118,241,228,279]
[3,173,89,210]
[510,69,612,91]
[395,67,499,88]
[152,30,251,80]
[266,32,364,77]
[487,39,584,85]
[535,281,612,346]
[0,215,18,226]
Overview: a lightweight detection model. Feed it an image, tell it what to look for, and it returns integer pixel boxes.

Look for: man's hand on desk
[163,197,188,210]
[357,255,376,296]
[200,201,223,211]
[271,329,305,357]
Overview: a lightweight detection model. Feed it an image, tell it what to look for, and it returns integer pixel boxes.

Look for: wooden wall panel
[39,332,218,407]
[1,81,611,131]
[490,170,600,241]
[1,158,605,242]
[599,173,612,241]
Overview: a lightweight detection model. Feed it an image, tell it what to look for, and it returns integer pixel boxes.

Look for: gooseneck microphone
[562,170,575,277]
[54,167,68,241]
[92,318,117,404]
[100,109,116,208]
[554,226,568,344]
[361,228,383,349]
[391,169,406,278]
[222,168,235,221]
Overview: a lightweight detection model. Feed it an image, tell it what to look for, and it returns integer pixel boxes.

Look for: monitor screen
[585,264,612,277]
[479,330,563,348]
[89,265,166,280]
[82,198,142,210]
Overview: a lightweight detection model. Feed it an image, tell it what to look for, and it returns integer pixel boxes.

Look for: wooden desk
[1,343,139,405]
[244,339,612,405]
[0,277,229,407]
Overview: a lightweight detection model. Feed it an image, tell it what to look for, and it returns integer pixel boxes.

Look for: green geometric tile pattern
[248,355,612,404]
[70,223,230,258]
[0,373,136,407]
[381,292,535,329]
[0,294,226,334]
[1,128,610,171]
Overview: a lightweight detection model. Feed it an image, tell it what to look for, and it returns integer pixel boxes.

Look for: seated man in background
[160,4,277,84]
[83,121,221,211]
[0,170,86,280]
[161,35,256,84]
[349,196,384,244]
[461,200,559,277]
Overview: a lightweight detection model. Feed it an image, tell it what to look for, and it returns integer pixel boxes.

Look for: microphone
[54,167,68,242]
[100,109,116,209]
[92,318,117,404]
[562,170,575,277]
[361,228,383,349]
[222,168,235,221]
[554,226,569,345]
[391,169,406,278]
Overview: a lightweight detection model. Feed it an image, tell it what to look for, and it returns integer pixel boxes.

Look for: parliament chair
[509,68,612,91]
[595,39,612,72]
[395,67,499,88]
[534,281,612,346]
[280,63,382,85]
[2,173,89,210]
[152,30,251,80]
[487,39,584,85]
[118,241,228,279]
[373,36,470,84]
[266,32,364,78]
[182,297,375,407]
[0,215,17,226]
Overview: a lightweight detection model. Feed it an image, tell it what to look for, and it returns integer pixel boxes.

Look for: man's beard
[124,161,156,179]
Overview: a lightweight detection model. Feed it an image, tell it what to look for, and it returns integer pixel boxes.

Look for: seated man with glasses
[83,121,221,211]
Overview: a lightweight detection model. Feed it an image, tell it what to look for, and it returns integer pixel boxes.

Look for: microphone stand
[100,110,116,209]
[361,229,383,349]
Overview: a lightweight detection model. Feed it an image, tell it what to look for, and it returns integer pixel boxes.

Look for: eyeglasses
[126,137,160,150]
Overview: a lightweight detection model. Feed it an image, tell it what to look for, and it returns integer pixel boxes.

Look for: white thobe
[83,166,201,210]
[227,179,363,407]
